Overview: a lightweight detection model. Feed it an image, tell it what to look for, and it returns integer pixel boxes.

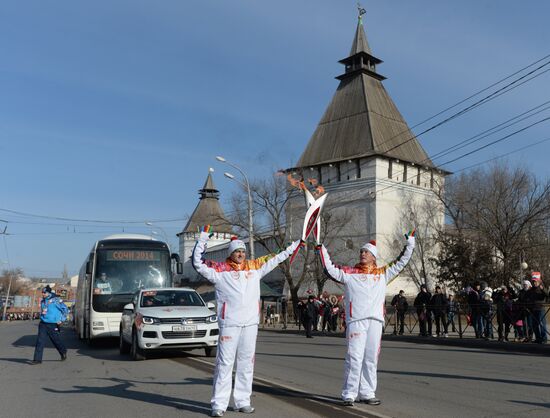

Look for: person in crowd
[280,298,288,329]
[414,284,431,337]
[467,282,483,338]
[321,297,333,333]
[317,232,415,406]
[192,226,300,417]
[296,300,304,330]
[430,286,449,337]
[447,294,458,333]
[391,290,408,335]
[304,295,318,338]
[480,292,494,340]
[529,274,548,344]
[32,286,68,364]
[517,280,533,342]
[493,286,507,341]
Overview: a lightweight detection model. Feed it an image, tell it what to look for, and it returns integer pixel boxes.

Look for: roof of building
[296,15,436,170]
[182,172,233,234]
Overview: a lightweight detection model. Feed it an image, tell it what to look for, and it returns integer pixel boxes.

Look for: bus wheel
[205,347,217,357]
[119,328,130,355]
[131,330,145,361]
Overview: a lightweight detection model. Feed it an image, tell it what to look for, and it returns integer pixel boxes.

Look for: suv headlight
[206,314,217,323]
[142,316,160,325]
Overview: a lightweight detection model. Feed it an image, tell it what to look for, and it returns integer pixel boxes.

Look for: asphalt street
[1,321,549,418]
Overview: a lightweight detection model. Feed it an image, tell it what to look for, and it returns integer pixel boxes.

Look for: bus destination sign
[106,250,161,261]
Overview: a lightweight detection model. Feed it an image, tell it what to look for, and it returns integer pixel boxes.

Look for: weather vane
[357,2,366,18]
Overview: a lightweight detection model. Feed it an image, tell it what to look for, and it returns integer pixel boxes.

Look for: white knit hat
[228,238,246,254]
[361,240,377,258]
[523,280,532,288]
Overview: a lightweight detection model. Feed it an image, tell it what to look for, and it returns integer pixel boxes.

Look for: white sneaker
[443,333,448,338]
[211,410,224,417]
[237,405,255,414]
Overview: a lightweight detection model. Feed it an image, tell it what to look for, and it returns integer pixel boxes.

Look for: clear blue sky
[1,0,549,277]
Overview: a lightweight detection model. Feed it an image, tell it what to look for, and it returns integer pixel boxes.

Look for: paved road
[1,321,549,418]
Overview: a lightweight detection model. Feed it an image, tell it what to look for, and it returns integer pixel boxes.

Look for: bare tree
[0,268,26,296]
[433,162,550,288]
[227,174,351,312]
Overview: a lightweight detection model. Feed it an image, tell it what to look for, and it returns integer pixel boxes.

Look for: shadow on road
[509,400,550,409]
[380,369,550,388]
[43,376,211,414]
[0,357,35,365]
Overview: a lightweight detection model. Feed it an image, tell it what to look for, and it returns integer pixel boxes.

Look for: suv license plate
[172,325,196,332]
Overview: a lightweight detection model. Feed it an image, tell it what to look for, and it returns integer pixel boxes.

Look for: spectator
[480,292,494,340]
[467,282,483,338]
[517,280,533,342]
[281,298,288,330]
[529,274,548,344]
[414,284,431,337]
[304,295,318,338]
[447,294,458,333]
[493,286,507,341]
[430,286,449,337]
[391,290,408,335]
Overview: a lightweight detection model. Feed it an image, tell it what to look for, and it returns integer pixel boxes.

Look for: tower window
[417,167,421,186]
[403,164,407,182]
[356,160,361,178]
[388,160,392,179]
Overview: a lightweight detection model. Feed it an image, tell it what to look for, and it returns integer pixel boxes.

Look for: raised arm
[385,233,416,284]
[317,245,349,284]
[256,240,301,278]
[191,231,220,284]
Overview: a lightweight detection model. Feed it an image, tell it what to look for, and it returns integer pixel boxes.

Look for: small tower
[178,170,233,282]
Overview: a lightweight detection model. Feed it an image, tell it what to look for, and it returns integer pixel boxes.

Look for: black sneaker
[60,352,67,361]
[366,398,381,405]
[30,360,42,365]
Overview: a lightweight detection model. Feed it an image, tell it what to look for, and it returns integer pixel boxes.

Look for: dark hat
[42,285,52,294]
[420,284,427,289]
[308,295,315,300]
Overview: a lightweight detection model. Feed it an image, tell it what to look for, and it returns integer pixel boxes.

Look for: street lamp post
[145,222,171,250]
[216,156,255,259]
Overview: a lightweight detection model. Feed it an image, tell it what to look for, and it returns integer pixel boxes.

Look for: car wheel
[205,347,217,357]
[131,329,145,361]
[119,328,130,355]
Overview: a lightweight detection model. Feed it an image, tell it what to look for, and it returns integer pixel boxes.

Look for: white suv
[119,287,218,360]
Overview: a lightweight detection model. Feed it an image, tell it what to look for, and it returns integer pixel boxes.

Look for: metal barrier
[384,303,550,342]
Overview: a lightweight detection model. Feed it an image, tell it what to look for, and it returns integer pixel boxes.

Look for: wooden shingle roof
[296,17,435,169]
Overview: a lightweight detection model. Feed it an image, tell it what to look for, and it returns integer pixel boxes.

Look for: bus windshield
[92,248,171,312]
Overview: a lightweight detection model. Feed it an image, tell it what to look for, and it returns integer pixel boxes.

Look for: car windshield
[140,290,205,308]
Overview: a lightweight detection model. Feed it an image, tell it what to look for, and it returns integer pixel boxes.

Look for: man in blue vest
[32,285,68,364]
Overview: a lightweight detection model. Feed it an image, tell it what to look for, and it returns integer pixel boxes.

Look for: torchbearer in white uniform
[192,225,300,417]
[317,229,416,406]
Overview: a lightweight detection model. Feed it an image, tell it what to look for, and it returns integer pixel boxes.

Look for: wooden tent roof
[296,17,435,169]
[182,172,233,234]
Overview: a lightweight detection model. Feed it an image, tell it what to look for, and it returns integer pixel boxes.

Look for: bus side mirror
[86,261,92,275]
[207,302,215,310]
[176,262,183,275]
[123,303,134,312]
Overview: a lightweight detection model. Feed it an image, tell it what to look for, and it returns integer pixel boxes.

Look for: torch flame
[286,173,325,197]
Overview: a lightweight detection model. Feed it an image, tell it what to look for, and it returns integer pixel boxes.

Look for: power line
[454,136,550,174]
[0,208,187,224]
[381,59,550,156]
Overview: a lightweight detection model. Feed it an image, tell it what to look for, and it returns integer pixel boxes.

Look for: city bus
[75,234,182,343]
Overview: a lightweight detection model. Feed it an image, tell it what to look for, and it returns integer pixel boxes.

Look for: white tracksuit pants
[211,325,258,411]
[342,318,383,400]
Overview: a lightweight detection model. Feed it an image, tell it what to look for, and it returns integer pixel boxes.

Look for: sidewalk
[259,322,550,356]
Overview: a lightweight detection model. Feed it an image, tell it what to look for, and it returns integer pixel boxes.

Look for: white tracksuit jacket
[192,232,300,410]
[319,236,415,324]
[318,236,415,401]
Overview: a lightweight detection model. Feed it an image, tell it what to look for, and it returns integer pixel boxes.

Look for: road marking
[172,356,394,418]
